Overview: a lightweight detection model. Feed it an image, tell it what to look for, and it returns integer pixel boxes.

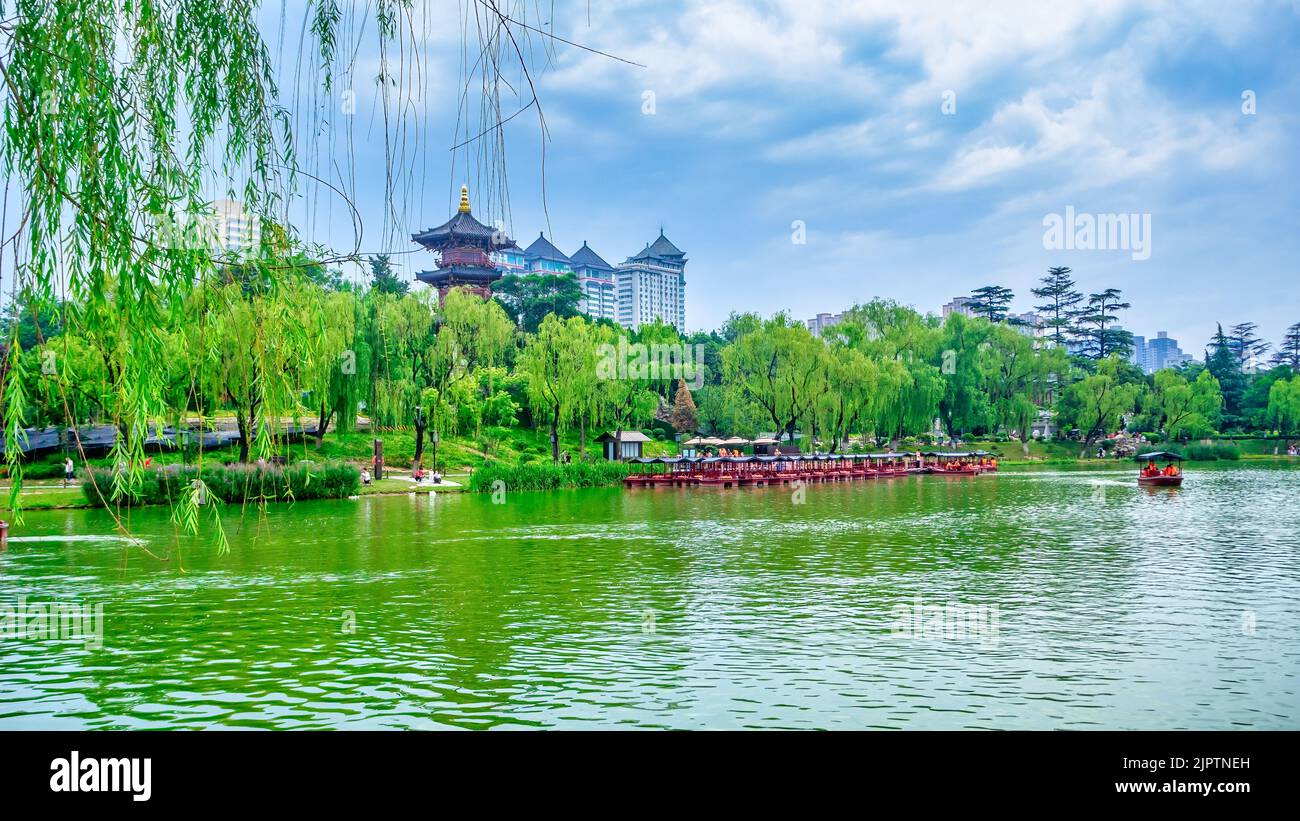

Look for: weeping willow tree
[0,0,300,547]
[0,1,605,547]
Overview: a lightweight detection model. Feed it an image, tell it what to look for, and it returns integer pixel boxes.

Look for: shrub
[22,456,76,480]
[82,461,360,507]
[469,459,630,493]
[1184,443,1240,461]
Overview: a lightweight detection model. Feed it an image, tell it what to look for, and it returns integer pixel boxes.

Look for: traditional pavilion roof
[569,240,613,271]
[523,232,571,264]
[627,230,685,263]
[411,185,511,251]
[595,431,651,443]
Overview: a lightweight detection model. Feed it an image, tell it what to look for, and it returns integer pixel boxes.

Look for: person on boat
[1144,460,1157,477]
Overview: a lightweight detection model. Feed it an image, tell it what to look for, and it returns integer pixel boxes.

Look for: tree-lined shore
[7,258,1299,508]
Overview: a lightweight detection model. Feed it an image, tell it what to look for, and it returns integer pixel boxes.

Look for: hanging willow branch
[0,0,636,547]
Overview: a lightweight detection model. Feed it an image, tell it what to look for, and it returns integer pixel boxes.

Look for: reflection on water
[1,462,1298,729]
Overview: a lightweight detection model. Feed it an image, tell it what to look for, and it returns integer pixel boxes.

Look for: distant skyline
[6,1,1295,355]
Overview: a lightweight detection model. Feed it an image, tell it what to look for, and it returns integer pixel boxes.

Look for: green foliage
[1206,323,1249,428]
[1184,443,1240,461]
[493,272,583,333]
[723,314,827,442]
[468,460,630,493]
[1146,369,1222,441]
[368,254,409,296]
[1057,356,1141,453]
[1267,375,1300,438]
[82,461,360,507]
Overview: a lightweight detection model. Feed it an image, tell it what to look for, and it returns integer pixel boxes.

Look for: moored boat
[623,450,995,489]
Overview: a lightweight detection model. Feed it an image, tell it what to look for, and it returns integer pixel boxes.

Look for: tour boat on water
[1136,451,1184,486]
[622,450,994,489]
[923,451,999,475]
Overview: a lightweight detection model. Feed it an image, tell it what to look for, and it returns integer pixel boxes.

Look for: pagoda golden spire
[458,184,471,213]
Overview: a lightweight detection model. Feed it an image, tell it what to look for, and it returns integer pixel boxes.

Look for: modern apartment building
[488,230,680,327]
[614,232,687,331]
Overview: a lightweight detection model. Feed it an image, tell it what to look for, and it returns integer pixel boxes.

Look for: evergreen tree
[1076,288,1133,360]
[493,272,582,333]
[1205,324,1247,428]
[1227,321,1269,369]
[967,285,1014,323]
[1030,266,1084,346]
[368,254,409,296]
[669,378,699,434]
[1273,322,1300,369]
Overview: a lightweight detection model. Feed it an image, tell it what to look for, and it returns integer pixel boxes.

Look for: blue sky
[225,2,1300,352]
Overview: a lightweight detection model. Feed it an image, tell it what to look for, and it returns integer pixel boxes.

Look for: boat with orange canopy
[1136,451,1184,486]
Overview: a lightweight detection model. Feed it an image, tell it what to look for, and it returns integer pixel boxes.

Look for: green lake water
[2,462,1298,729]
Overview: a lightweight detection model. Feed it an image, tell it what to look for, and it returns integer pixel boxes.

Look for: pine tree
[669,378,699,434]
[1272,322,1300,369]
[1077,288,1132,360]
[1227,321,1269,369]
[1031,266,1084,346]
[369,254,409,296]
[967,285,1014,323]
[1206,324,1247,427]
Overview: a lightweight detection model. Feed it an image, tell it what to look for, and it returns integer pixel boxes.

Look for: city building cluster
[493,230,688,331]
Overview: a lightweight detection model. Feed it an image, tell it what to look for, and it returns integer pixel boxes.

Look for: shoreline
[5,454,1294,511]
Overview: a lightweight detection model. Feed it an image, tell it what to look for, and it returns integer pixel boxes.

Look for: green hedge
[81,461,360,507]
[1184,443,1241,461]
[469,460,630,493]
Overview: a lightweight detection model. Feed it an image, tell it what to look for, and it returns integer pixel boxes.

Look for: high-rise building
[616,231,687,331]
[1008,311,1047,338]
[569,241,617,323]
[480,224,687,329]
[942,296,975,318]
[492,232,617,323]
[209,199,261,257]
[522,232,572,275]
[492,241,528,275]
[806,312,845,337]
[1123,329,1191,373]
[1130,333,1149,371]
[1147,331,1192,371]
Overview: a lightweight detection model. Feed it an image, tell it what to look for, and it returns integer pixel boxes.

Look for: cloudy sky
[271,0,1298,352]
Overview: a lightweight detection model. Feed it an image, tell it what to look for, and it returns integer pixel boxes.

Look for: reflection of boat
[1136,451,1184,487]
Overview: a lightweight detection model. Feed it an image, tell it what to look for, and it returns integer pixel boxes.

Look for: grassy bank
[81,462,359,507]
[468,460,630,493]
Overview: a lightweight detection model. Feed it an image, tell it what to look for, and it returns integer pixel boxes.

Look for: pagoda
[412,185,511,301]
